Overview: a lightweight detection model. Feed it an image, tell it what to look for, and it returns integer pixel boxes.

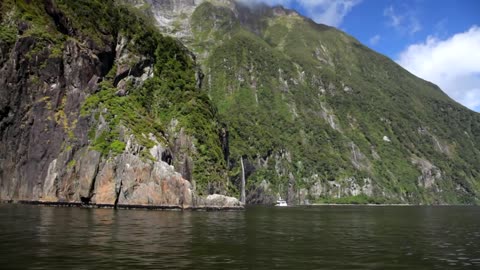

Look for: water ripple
[1,205,480,269]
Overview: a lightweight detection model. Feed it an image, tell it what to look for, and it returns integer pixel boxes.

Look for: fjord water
[1,205,479,269]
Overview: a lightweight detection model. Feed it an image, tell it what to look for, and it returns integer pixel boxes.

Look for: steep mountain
[0,0,241,208]
[1,0,479,206]
[132,0,480,204]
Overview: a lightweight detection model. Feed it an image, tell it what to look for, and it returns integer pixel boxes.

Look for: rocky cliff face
[0,34,97,201]
[139,0,480,205]
[0,0,241,208]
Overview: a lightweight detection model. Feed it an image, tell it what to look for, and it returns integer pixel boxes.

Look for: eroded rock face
[138,0,204,40]
[87,147,194,207]
[0,35,101,201]
[35,139,239,208]
[247,180,276,205]
[412,157,442,190]
[0,30,95,201]
[0,2,239,209]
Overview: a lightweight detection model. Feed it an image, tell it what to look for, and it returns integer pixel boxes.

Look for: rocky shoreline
[1,199,244,211]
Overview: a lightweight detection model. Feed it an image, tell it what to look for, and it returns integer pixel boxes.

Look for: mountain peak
[130,0,306,40]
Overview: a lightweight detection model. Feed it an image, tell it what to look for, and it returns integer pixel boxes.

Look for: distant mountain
[132,0,480,204]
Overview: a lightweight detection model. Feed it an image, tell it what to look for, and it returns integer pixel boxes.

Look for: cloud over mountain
[397,26,480,111]
[237,0,361,27]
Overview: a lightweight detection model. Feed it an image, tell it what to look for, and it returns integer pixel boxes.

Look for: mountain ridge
[138,0,480,204]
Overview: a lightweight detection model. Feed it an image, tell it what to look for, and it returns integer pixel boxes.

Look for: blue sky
[242,0,480,112]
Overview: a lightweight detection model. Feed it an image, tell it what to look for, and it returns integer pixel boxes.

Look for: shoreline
[306,203,477,206]
[0,200,244,211]
[2,200,476,209]
[308,203,413,206]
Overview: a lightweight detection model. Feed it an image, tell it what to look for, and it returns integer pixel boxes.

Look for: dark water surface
[1,204,479,269]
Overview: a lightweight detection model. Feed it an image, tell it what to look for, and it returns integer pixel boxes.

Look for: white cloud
[301,0,361,27]
[409,17,421,35]
[369,34,381,45]
[433,18,448,38]
[383,5,421,35]
[383,6,402,27]
[238,0,361,27]
[397,26,480,111]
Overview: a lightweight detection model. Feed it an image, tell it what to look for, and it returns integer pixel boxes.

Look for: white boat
[275,199,288,207]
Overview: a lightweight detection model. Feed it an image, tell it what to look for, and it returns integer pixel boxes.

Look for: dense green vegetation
[186,1,480,204]
[315,194,393,205]
[0,25,16,45]
[3,0,479,203]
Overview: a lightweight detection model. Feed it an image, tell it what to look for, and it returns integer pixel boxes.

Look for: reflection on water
[1,205,480,269]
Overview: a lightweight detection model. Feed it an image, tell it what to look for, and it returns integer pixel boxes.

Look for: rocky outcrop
[113,34,154,95]
[195,194,243,208]
[48,137,241,209]
[412,157,442,190]
[38,140,224,209]
[131,0,203,40]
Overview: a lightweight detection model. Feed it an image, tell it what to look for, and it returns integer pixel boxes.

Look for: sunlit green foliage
[190,2,480,203]
[4,0,479,202]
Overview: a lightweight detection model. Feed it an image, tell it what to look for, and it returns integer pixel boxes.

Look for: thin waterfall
[240,157,246,204]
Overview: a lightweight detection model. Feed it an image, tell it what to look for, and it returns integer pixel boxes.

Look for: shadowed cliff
[0,0,241,208]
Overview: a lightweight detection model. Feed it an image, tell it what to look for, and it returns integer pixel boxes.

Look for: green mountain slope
[140,0,480,204]
[2,0,478,206]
